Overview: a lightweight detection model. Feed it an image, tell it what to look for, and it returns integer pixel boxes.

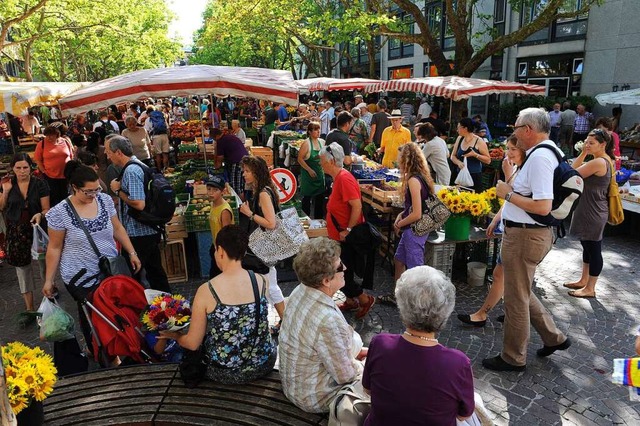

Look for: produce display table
[271,132,306,168]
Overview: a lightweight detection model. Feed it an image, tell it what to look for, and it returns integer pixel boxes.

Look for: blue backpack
[149,111,167,135]
[521,143,584,237]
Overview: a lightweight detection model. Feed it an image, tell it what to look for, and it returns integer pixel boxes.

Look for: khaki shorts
[152,134,170,154]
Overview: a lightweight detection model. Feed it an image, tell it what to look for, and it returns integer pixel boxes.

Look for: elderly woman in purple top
[363,265,489,426]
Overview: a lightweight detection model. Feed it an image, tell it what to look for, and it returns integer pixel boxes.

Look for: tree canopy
[0,0,182,81]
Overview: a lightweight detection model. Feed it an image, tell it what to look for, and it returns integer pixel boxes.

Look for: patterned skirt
[6,210,33,267]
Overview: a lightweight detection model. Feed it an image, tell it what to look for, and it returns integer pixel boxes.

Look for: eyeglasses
[335,261,346,274]
[589,129,606,137]
[77,186,102,196]
[509,124,529,131]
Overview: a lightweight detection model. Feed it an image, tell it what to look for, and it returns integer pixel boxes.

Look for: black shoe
[496,314,505,323]
[536,338,571,357]
[457,314,486,327]
[482,355,526,372]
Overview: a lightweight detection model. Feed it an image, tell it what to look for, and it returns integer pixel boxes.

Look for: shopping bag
[31,223,49,260]
[248,207,309,266]
[37,297,75,342]
[455,157,474,187]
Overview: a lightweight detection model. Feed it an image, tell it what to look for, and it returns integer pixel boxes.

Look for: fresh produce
[489,148,504,160]
[171,120,203,141]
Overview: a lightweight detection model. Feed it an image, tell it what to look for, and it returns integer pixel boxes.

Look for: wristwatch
[346,227,352,233]
[505,192,514,202]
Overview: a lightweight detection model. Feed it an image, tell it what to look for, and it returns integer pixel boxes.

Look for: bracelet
[250,213,255,221]
[129,251,138,256]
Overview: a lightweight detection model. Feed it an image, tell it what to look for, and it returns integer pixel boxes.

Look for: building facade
[338,0,640,128]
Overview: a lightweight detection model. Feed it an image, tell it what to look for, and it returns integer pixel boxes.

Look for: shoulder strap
[65,198,101,259]
[521,143,564,168]
[247,270,262,351]
[207,280,222,304]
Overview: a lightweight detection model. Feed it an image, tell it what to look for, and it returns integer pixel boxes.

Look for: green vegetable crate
[184,205,210,232]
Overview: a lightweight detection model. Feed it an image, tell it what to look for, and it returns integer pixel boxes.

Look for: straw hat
[389,109,403,119]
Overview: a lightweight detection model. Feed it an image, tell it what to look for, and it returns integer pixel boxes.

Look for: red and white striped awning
[364,76,545,101]
[297,77,380,92]
[59,65,300,116]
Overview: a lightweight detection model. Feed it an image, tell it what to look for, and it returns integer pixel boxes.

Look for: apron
[299,138,325,197]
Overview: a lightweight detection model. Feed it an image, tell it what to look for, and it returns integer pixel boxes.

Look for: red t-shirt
[326,169,364,241]
[35,138,73,179]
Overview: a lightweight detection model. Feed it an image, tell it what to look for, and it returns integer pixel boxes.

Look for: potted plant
[437,187,492,240]
[1,342,57,426]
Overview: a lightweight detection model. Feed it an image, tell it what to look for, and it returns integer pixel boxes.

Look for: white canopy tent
[59,65,300,116]
[0,82,90,116]
[595,88,640,106]
[296,77,380,92]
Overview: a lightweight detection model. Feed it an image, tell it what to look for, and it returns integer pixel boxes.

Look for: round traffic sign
[270,168,297,203]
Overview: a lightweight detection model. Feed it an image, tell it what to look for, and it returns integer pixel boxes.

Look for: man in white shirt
[483,107,570,372]
[21,110,41,134]
[416,98,432,122]
[318,102,330,138]
[548,103,562,145]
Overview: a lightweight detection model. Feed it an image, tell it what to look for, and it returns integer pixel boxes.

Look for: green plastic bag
[37,298,75,342]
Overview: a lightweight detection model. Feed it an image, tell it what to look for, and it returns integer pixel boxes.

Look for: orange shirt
[35,138,73,179]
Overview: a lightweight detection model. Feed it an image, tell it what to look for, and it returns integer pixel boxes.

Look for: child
[144,331,182,362]
[206,176,234,278]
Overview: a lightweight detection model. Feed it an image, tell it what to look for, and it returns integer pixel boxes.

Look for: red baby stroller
[73,275,158,367]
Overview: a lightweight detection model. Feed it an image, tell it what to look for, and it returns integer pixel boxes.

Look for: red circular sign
[270,168,297,203]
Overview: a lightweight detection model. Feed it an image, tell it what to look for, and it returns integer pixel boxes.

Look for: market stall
[0,81,90,116]
[296,77,380,93]
[58,65,300,116]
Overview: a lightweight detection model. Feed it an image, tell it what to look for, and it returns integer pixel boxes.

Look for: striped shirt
[574,112,593,134]
[279,284,363,413]
[46,194,118,288]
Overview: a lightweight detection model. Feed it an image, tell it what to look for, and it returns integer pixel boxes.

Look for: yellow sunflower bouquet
[1,342,57,414]
[481,187,504,214]
[437,187,492,217]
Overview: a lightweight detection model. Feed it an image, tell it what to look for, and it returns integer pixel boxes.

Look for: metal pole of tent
[198,97,207,167]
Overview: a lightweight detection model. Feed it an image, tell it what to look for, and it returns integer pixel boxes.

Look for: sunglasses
[336,261,346,274]
[325,145,335,159]
[589,129,606,137]
[76,186,102,197]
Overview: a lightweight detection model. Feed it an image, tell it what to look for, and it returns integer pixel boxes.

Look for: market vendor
[262,102,278,143]
[212,128,248,197]
[377,110,411,168]
[326,111,354,166]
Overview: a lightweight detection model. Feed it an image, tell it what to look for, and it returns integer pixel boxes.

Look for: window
[521,0,588,44]
[494,0,506,24]
[387,13,415,59]
[423,1,455,51]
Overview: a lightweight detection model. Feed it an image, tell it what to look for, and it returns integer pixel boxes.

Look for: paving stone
[2,233,640,423]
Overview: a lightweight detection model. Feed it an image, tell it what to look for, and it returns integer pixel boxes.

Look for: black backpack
[95,120,115,143]
[119,161,176,227]
[520,143,584,237]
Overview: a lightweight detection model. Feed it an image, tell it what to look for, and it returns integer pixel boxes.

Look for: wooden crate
[302,220,328,238]
[250,146,274,167]
[166,218,188,240]
[360,185,399,213]
[160,239,188,284]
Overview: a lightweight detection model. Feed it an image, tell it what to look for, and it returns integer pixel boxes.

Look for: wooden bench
[44,363,327,425]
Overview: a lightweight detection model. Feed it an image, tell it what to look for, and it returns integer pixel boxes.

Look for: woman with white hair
[363,266,487,425]
[231,119,246,143]
[320,142,375,319]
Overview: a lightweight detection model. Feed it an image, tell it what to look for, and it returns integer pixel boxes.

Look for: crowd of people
[0,89,632,424]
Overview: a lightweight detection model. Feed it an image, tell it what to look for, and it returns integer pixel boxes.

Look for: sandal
[377,294,397,306]
[568,290,596,299]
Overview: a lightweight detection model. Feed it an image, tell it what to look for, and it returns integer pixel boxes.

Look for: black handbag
[241,250,270,274]
[66,198,131,278]
[178,346,208,388]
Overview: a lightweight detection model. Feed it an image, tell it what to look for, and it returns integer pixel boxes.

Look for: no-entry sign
[270,168,297,203]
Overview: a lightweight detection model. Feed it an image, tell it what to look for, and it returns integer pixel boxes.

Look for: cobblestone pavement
[1,234,639,424]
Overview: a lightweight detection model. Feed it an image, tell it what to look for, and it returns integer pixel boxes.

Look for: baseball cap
[205,175,225,190]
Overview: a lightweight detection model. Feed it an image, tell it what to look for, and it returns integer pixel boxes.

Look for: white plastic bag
[31,223,49,260]
[455,157,475,187]
[37,297,75,342]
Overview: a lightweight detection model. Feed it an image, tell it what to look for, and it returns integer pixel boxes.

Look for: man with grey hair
[483,108,570,372]
[108,136,171,292]
[320,142,375,319]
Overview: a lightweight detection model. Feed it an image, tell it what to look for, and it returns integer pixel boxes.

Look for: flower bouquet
[481,187,504,214]
[437,187,492,217]
[574,140,584,152]
[141,292,192,332]
[1,342,57,415]
[437,187,492,240]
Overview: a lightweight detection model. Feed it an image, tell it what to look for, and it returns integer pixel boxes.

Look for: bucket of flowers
[1,341,57,425]
[141,291,192,332]
[437,187,492,240]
